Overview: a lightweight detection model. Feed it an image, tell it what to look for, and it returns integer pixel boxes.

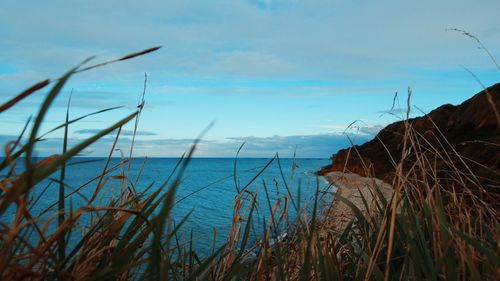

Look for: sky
[0,0,499,158]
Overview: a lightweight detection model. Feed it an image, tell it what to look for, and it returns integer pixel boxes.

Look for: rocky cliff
[318,83,500,190]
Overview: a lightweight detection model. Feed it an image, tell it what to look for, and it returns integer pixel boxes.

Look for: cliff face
[318,84,500,189]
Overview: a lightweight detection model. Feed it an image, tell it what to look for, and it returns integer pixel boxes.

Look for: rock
[318,83,500,191]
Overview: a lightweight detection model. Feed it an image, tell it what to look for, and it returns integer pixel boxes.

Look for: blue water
[3,157,332,256]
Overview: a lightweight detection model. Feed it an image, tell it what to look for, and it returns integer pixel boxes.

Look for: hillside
[318,83,500,191]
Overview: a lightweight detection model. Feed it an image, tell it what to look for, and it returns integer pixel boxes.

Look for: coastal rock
[318,83,500,190]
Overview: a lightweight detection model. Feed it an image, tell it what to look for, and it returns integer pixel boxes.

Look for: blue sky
[0,0,499,158]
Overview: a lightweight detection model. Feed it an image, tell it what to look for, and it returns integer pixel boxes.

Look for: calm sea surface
[4,157,333,256]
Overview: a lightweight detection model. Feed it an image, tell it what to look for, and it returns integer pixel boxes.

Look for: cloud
[223,133,372,158]
[0,131,374,159]
[1,0,499,149]
[357,125,384,136]
[377,108,409,118]
[213,51,294,77]
[1,0,497,126]
[1,0,499,91]
[249,0,298,10]
[74,129,157,136]
[320,123,385,137]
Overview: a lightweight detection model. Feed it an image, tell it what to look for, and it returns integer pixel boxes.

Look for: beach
[319,171,394,234]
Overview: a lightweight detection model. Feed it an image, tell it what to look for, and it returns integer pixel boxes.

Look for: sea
[3,157,333,256]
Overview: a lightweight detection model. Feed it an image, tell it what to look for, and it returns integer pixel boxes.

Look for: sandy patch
[320,171,393,234]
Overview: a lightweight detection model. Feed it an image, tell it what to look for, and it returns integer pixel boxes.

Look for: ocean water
[4,157,333,256]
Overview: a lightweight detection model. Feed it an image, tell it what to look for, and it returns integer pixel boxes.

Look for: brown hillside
[318,83,500,190]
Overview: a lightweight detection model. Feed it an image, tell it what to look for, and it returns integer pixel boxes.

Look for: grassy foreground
[0,48,499,280]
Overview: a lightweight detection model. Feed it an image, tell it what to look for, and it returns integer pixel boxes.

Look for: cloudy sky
[0,0,499,158]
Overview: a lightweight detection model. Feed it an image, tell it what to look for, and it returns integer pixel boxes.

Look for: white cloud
[213,51,294,77]
[1,0,499,92]
[74,129,157,136]
[1,0,499,150]
[0,132,373,158]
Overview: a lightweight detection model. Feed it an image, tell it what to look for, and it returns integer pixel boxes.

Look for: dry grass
[0,47,498,280]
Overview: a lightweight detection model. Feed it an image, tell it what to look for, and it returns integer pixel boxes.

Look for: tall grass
[0,48,498,280]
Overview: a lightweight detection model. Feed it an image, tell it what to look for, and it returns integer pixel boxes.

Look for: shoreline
[319,171,394,234]
[269,171,393,247]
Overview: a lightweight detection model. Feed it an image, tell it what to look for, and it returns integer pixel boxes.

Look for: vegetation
[0,47,498,280]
